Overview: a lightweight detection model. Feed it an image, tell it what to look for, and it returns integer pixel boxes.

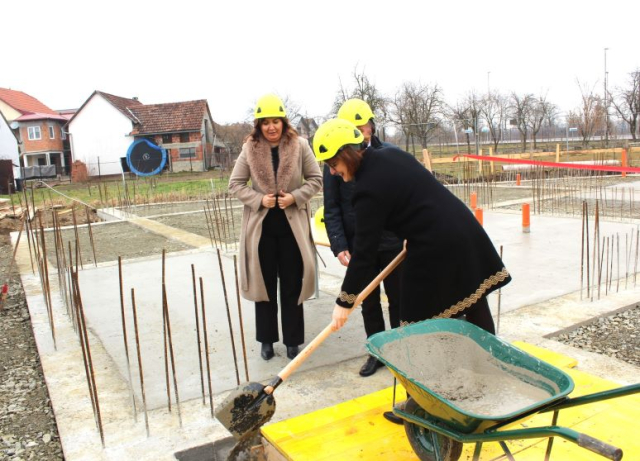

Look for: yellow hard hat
[313,118,364,161]
[254,94,287,119]
[314,206,325,231]
[337,98,375,126]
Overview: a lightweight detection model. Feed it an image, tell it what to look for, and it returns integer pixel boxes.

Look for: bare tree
[575,80,605,146]
[390,82,444,150]
[215,122,252,165]
[610,70,640,141]
[480,91,509,152]
[447,101,473,154]
[391,88,413,152]
[509,92,536,151]
[331,66,389,122]
[529,94,556,149]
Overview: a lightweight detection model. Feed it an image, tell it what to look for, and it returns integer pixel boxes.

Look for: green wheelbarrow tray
[367,319,639,460]
[366,319,575,435]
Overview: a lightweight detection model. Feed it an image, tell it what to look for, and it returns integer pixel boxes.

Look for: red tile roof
[96,91,144,121]
[129,100,208,134]
[0,88,57,116]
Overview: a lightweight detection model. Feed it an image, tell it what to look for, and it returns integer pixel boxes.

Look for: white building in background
[67,91,142,177]
[0,110,20,189]
[68,91,220,177]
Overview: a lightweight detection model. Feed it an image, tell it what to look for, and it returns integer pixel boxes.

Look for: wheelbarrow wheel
[403,398,463,461]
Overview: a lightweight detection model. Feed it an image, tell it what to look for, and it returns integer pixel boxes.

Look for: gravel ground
[553,305,640,367]
[1,227,63,461]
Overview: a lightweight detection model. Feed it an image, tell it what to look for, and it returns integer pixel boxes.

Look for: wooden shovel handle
[265,247,407,393]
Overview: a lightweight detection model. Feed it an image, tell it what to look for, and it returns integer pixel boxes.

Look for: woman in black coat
[313,119,511,333]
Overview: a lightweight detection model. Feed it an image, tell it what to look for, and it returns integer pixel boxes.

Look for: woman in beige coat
[229,94,322,361]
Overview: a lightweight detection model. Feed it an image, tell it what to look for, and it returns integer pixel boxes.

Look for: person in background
[229,94,322,361]
[323,98,402,378]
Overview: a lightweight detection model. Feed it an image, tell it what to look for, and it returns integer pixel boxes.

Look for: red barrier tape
[453,154,640,173]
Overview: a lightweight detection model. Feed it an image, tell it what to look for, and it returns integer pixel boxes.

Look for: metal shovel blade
[216,381,276,439]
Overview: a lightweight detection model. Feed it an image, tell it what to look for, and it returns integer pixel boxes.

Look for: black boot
[359,355,384,377]
[261,343,274,360]
[286,345,299,359]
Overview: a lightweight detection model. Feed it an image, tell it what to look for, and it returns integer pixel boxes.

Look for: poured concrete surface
[12,200,640,460]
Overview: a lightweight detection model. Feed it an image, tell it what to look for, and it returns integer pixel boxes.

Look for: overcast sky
[4,0,639,125]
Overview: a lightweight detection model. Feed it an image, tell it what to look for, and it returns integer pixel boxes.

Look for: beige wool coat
[229,135,322,304]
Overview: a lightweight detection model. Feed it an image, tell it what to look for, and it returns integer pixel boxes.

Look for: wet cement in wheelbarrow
[381,333,557,417]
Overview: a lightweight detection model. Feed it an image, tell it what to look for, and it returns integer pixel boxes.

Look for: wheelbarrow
[366,318,640,461]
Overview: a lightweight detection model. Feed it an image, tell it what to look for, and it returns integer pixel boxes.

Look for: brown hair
[333,145,365,176]
[247,117,298,144]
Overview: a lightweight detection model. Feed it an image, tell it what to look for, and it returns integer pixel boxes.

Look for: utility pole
[604,47,609,147]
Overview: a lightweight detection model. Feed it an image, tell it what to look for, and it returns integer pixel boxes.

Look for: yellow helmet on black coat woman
[313,119,364,162]
[254,94,287,119]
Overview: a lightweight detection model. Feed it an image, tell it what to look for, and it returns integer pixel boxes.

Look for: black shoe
[286,346,299,359]
[383,411,403,425]
[359,355,384,377]
[261,343,274,361]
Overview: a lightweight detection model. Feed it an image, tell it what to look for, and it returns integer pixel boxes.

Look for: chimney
[132,96,138,101]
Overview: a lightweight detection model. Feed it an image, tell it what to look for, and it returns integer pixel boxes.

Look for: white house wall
[0,100,21,122]
[68,95,134,177]
[0,114,20,179]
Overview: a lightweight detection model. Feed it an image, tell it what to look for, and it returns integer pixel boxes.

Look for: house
[0,88,69,178]
[0,110,19,192]
[66,91,144,177]
[67,91,221,177]
[296,116,319,141]
[128,99,223,173]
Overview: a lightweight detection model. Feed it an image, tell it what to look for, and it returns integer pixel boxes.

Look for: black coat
[336,146,511,322]
[323,136,402,257]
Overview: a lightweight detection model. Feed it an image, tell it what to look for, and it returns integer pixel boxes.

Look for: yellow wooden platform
[261,342,640,460]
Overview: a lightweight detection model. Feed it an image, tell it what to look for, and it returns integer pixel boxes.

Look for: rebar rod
[118,256,137,421]
[161,250,171,412]
[71,206,84,270]
[85,206,97,267]
[162,282,182,427]
[191,264,206,405]
[233,255,250,382]
[73,270,105,447]
[130,288,149,437]
[199,277,215,418]
[217,248,240,385]
[38,214,56,349]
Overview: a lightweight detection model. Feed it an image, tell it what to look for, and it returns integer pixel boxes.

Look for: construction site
[2,146,640,461]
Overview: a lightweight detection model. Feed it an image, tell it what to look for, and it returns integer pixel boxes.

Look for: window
[179,147,196,158]
[61,129,67,140]
[28,126,41,140]
[49,125,55,139]
[179,132,190,142]
[162,134,172,143]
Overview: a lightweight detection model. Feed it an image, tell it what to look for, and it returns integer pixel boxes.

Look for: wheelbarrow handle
[577,433,622,461]
[264,247,407,394]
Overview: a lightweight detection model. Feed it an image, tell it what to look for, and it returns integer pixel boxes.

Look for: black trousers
[361,248,402,338]
[255,208,304,347]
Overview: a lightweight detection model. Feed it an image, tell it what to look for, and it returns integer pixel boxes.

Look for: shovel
[215,248,407,439]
